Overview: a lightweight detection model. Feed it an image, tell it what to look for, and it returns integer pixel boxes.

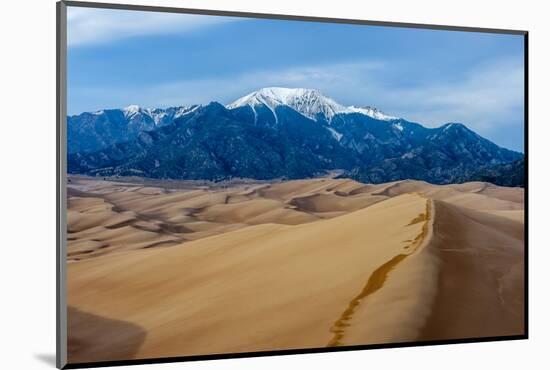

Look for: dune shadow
[67,306,147,364]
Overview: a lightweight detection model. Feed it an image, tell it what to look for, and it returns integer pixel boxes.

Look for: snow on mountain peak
[123,104,142,117]
[122,104,143,118]
[174,105,200,119]
[120,104,199,124]
[348,106,397,121]
[227,87,344,121]
[226,87,397,122]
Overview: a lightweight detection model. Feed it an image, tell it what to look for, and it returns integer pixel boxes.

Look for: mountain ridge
[68,104,199,153]
[227,87,397,122]
[67,88,523,185]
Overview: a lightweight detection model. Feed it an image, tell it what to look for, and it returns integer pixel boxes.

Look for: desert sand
[66,176,524,363]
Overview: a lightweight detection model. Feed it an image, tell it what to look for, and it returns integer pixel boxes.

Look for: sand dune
[416,201,524,341]
[66,177,380,261]
[66,176,525,363]
[289,192,387,213]
[373,179,523,211]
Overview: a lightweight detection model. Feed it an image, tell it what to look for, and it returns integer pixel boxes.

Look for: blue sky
[67,7,525,151]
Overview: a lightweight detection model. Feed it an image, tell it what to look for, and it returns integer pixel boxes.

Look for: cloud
[144,58,524,136]
[69,57,524,150]
[379,59,525,132]
[147,61,386,107]
[68,61,384,112]
[67,7,236,46]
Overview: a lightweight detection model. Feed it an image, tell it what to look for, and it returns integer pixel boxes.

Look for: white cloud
[67,7,236,46]
[68,61,384,112]
[379,59,525,132]
[69,57,524,146]
[146,61,386,107]
[149,59,524,137]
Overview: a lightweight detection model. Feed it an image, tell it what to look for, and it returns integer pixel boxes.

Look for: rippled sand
[66,176,524,364]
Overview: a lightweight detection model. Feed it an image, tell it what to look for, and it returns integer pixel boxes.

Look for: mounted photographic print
[56,1,528,368]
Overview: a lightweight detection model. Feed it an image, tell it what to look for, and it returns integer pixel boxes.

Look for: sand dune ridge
[66,176,524,363]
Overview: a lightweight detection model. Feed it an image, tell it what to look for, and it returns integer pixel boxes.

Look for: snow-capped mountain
[227,87,397,122]
[67,88,523,184]
[347,105,397,121]
[69,89,396,153]
[68,104,199,153]
[122,105,199,125]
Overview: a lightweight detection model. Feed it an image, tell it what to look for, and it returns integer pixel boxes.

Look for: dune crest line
[327,197,433,347]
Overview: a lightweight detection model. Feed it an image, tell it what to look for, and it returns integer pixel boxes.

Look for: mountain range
[67,87,523,185]
[466,158,525,187]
